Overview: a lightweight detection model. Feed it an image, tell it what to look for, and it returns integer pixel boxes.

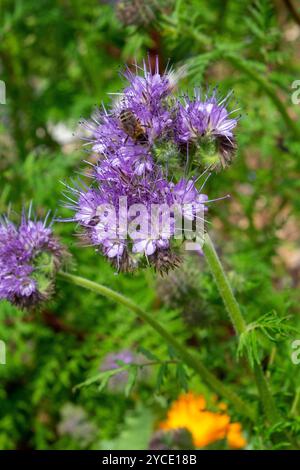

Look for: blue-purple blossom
[66,58,236,273]
[0,209,64,309]
[176,90,237,142]
[86,58,175,158]
[175,89,238,168]
[66,170,206,272]
[119,59,174,143]
[171,179,208,221]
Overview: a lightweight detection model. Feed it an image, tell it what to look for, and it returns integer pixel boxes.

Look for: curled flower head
[67,58,237,273]
[176,89,238,169]
[0,207,65,309]
[119,59,175,143]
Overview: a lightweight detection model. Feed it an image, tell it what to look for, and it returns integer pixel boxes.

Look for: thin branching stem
[202,233,281,426]
[58,270,256,422]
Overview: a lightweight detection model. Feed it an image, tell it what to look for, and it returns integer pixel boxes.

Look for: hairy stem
[202,234,246,336]
[202,233,280,426]
[58,270,256,421]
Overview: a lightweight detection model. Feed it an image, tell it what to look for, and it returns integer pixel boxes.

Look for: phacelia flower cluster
[68,58,237,273]
[0,209,65,309]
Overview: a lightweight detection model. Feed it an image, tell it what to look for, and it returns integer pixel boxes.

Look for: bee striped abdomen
[119,108,147,143]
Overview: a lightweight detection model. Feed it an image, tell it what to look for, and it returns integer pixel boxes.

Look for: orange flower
[227,422,247,449]
[160,392,246,449]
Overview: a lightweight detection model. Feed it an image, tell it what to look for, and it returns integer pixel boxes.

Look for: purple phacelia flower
[171,179,208,222]
[65,57,236,273]
[0,207,65,309]
[176,90,237,141]
[66,169,207,273]
[118,58,175,143]
[86,58,178,159]
[176,89,238,169]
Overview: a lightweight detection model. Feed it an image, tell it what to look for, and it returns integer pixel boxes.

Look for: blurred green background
[0,0,300,450]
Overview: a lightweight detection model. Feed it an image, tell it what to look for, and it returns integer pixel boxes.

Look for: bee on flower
[67,58,238,273]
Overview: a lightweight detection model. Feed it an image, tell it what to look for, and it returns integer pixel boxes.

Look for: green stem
[202,233,280,426]
[202,234,246,336]
[253,363,280,424]
[58,270,256,422]
[291,387,300,417]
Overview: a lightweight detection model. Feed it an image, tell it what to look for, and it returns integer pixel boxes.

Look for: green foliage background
[0,0,300,450]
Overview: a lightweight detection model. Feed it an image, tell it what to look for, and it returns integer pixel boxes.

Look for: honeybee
[119,108,148,144]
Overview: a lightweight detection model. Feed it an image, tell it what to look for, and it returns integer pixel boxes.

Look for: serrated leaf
[156,363,168,390]
[125,366,138,397]
[138,347,159,362]
[167,345,177,359]
[176,363,189,392]
[73,366,128,392]
[98,374,110,392]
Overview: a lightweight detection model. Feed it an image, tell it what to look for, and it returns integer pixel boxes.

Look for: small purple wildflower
[0,207,65,309]
[100,349,149,392]
[100,349,136,392]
